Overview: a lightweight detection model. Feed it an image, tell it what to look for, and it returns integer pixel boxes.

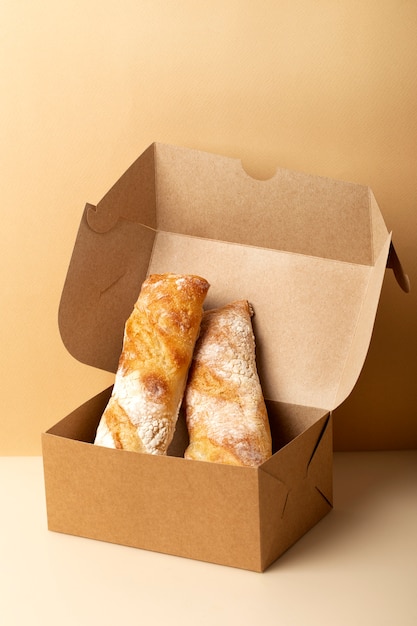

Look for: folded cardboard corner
[42,143,405,571]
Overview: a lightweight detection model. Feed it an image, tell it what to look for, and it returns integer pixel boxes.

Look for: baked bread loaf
[184,300,272,466]
[94,273,210,453]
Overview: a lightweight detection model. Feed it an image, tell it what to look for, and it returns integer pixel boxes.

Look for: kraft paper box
[41,143,408,572]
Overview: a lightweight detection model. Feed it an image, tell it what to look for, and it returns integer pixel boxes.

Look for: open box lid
[59,143,409,412]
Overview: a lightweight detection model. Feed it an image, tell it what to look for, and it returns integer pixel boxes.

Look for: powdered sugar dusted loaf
[184,300,272,466]
[94,273,210,454]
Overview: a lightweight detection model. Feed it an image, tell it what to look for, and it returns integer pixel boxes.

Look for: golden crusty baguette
[94,273,210,454]
[184,300,272,467]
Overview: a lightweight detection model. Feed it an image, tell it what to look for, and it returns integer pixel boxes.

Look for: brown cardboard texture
[42,143,405,572]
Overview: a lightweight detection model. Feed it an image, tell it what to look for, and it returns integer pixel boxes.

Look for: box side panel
[154,143,375,264]
[307,413,333,509]
[42,407,263,571]
[259,410,332,570]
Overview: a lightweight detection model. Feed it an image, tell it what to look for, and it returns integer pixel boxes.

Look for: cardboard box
[42,143,407,572]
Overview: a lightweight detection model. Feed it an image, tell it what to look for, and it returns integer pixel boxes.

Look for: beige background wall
[1,0,416,454]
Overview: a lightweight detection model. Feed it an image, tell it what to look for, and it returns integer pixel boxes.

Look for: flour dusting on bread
[184,300,272,467]
[94,273,210,454]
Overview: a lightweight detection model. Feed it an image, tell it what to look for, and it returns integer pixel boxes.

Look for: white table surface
[1,452,416,626]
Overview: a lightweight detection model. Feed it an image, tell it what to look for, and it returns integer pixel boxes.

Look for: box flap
[59,143,402,410]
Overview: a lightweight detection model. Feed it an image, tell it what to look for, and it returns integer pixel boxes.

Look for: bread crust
[184,300,272,466]
[94,273,210,454]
